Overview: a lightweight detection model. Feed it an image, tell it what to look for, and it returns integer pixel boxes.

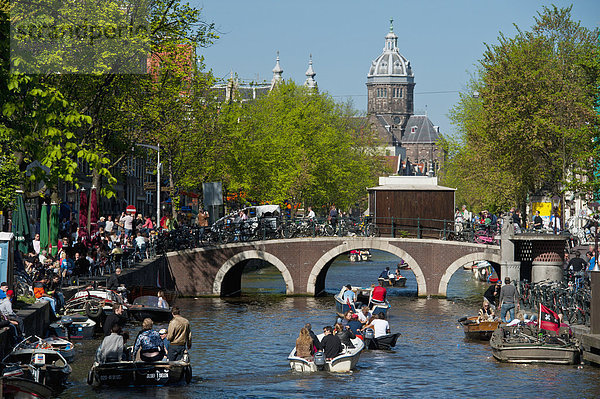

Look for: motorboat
[87,351,192,387]
[348,249,372,262]
[473,261,499,283]
[18,336,76,363]
[0,376,53,399]
[1,344,72,393]
[64,287,128,322]
[334,286,390,316]
[490,325,581,364]
[458,316,502,340]
[49,315,96,340]
[128,296,173,323]
[378,275,406,288]
[361,328,401,350]
[288,334,364,372]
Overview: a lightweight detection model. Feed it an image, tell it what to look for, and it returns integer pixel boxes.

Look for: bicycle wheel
[282,224,296,239]
[324,225,335,236]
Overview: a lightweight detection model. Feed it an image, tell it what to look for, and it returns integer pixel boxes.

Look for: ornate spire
[271,51,283,89]
[304,54,317,91]
[384,18,398,52]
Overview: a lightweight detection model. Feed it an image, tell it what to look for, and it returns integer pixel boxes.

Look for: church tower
[366,20,415,142]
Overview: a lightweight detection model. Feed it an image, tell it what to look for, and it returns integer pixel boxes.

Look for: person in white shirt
[105,216,114,233]
[306,207,316,219]
[32,233,41,254]
[364,312,390,338]
[357,305,372,325]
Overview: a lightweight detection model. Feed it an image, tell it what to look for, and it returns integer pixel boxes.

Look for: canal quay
[2,250,599,398]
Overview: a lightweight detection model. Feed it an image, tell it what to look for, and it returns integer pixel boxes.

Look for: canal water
[60,250,599,398]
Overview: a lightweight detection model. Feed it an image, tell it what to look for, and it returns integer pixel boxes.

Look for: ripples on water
[60,250,599,398]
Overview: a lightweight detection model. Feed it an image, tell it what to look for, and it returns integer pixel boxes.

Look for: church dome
[367,20,414,84]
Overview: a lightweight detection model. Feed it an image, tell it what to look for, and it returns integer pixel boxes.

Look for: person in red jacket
[371,280,387,304]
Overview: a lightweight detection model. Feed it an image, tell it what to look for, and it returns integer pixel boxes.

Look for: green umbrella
[49,202,59,257]
[40,203,49,252]
[12,191,30,254]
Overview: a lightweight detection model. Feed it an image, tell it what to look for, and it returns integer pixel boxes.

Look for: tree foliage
[215,82,383,210]
[442,5,600,212]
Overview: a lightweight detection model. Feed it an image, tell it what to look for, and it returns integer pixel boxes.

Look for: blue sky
[193,1,599,137]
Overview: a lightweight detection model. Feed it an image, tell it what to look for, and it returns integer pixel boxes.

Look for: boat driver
[320,326,342,360]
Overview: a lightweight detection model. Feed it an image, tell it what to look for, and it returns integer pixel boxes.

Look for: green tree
[217,81,383,210]
[442,5,600,212]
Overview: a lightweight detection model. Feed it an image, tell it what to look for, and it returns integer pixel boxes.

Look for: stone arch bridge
[165,237,500,298]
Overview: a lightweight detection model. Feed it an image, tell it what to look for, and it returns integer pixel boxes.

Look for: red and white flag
[539,304,560,333]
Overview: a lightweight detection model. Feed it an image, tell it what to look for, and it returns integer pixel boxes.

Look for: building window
[400,88,403,97]
[411,126,417,134]
[384,88,387,97]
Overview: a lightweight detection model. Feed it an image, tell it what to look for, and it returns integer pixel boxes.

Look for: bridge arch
[437,252,502,296]
[213,250,294,296]
[306,239,426,296]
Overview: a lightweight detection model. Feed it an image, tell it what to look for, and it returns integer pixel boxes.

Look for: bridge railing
[152,215,501,253]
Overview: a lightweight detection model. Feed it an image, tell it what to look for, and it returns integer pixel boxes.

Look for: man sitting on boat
[320,326,342,360]
[133,318,166,362]
[97,324,124,363]
[357,305,372,325]
[341,285,358,310]
[378,267,391,280]
[304,323,323,352]
[371,281,387,306]
[363,312,390,338]
[478,301,495,322]
[347,313,363,335]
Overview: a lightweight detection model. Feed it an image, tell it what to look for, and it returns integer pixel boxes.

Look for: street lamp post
[135,143,161,229]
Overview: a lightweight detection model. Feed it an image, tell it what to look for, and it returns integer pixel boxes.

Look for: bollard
[391,217,395,238]
[417,218,421,239]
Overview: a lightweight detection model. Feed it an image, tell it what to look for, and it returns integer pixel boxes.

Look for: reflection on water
[59,250,598,399]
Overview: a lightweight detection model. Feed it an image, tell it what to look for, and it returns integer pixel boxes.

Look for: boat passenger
[157,291,169,309]
[478,301,495,322]
[339,310,354,327]
[347,313,363,336]
[371,280,387,305]
[295,327,314,360]
[166,307,192,361]
[97,324,124,363]
[334,323,356,349]
[341,285,356,308]
[320,326,342,360]
[378,267,391,279]
[103,303,126,337]
[357,305,373,325]
[364,312,390,338]
[133,318,165,362]
[304,323,323,351]
[159,328,169,355]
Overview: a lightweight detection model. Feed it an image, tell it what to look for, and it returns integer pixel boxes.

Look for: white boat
[288,334,364,372]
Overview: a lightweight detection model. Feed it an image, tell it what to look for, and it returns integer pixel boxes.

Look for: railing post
[391,217,395,238]
[443,219,447,240]
[417,217,421,239]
